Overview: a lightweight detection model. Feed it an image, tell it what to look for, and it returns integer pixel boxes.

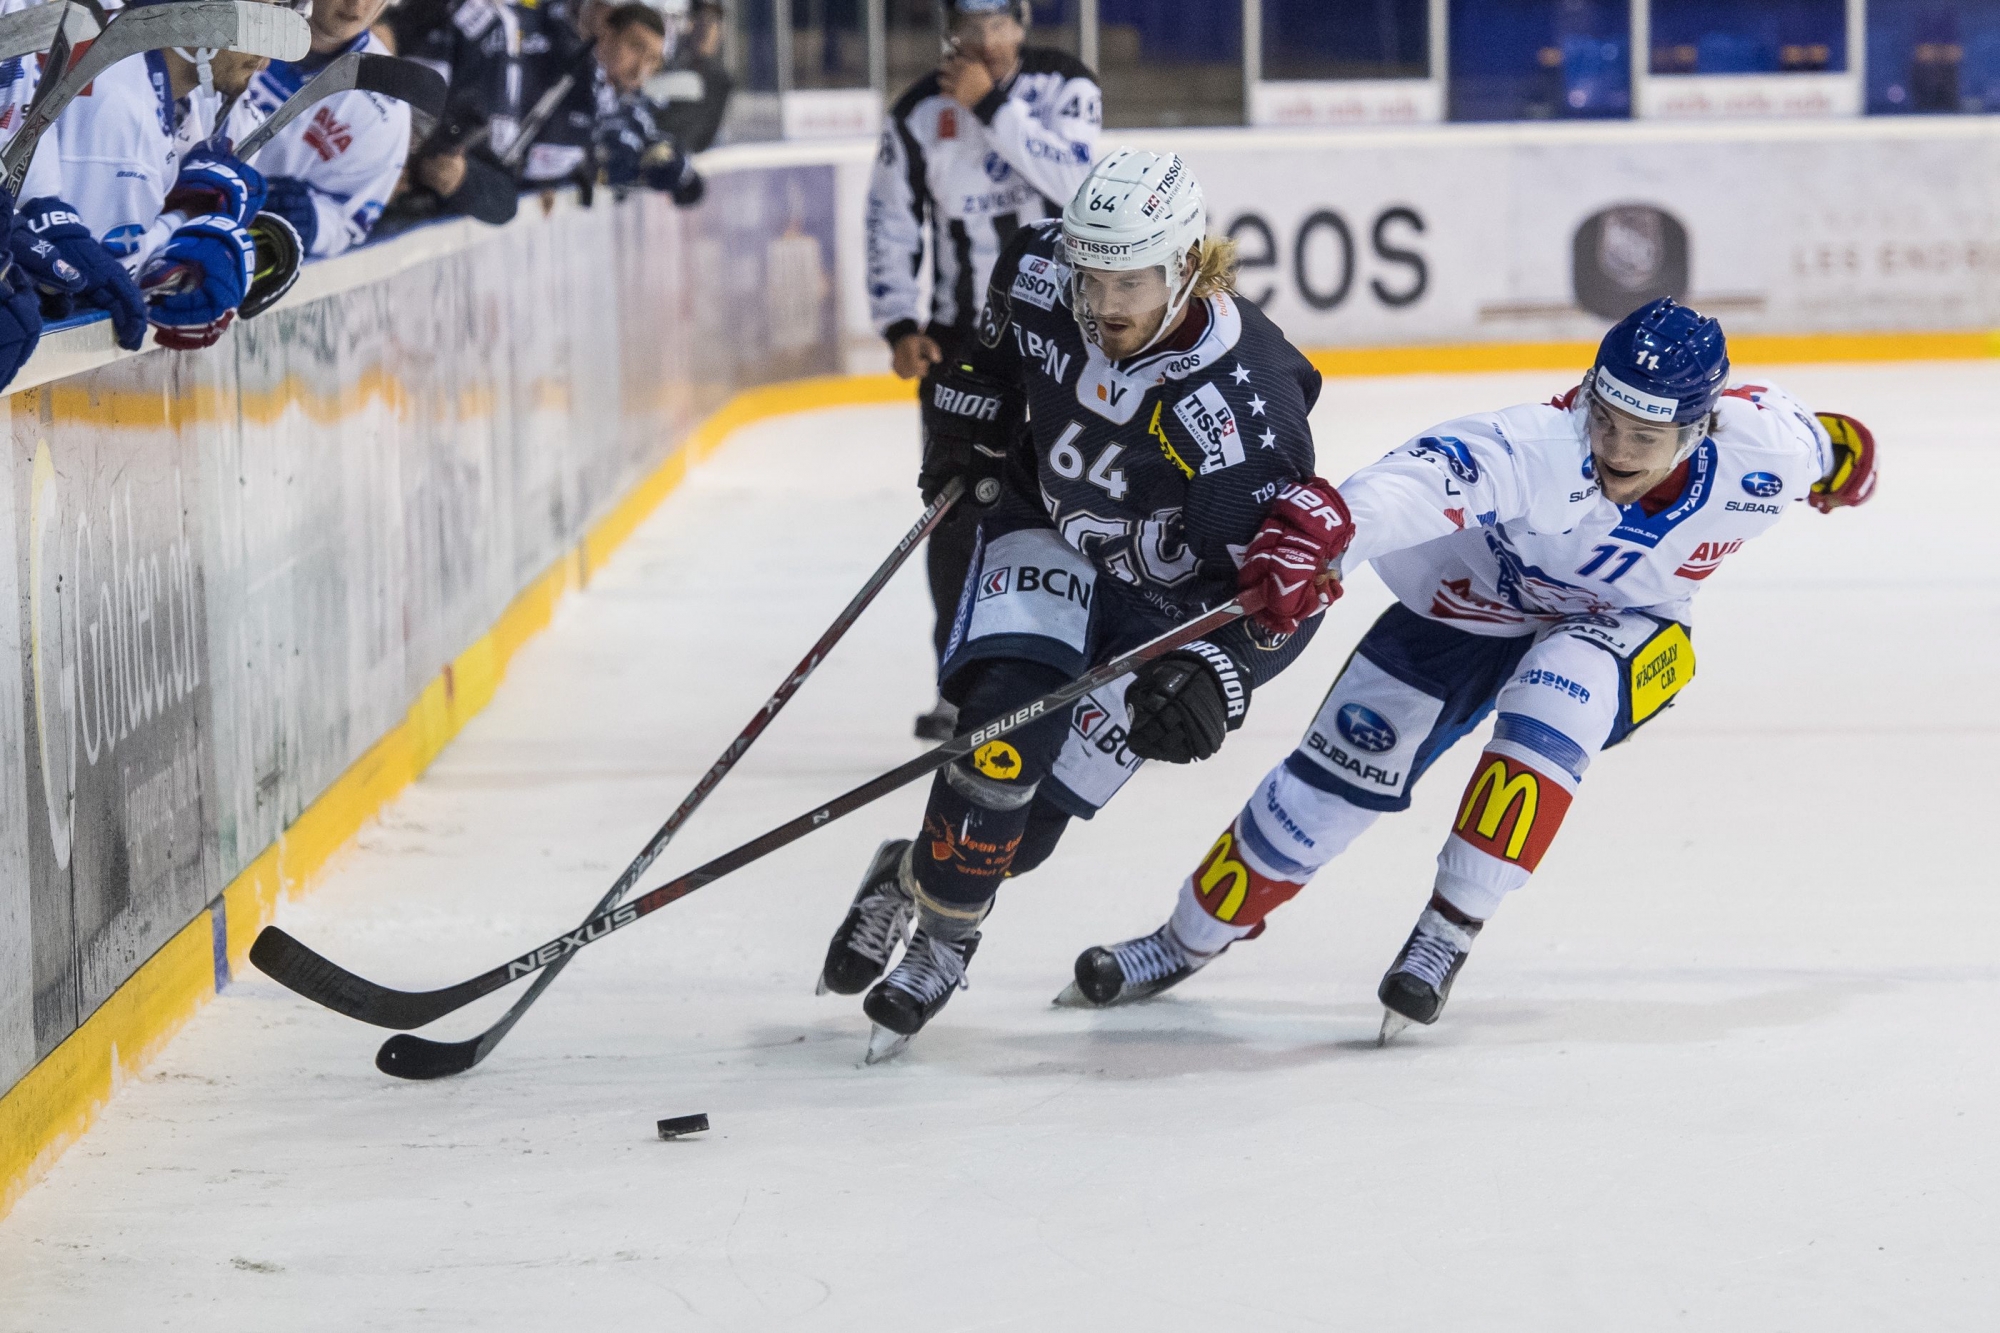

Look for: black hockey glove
[1124,641,1252,764]
[919,361,1020,505]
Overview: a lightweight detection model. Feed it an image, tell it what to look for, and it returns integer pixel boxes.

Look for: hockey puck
[656,1113,709,1140]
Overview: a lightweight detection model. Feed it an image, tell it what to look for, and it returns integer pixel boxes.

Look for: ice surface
[3,364,1996,1330]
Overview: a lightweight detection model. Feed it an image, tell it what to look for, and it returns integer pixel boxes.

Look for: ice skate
[818,840,914,995]
[860,927,980,1061]
[913,698,959,741]
[1376,907,1482,1044]
[1056,922,1217,1008]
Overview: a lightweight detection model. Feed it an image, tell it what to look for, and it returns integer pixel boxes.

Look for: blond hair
[1191,236,1240,298]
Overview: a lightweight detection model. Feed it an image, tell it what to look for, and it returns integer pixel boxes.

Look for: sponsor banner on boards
[1122,123,2000,347]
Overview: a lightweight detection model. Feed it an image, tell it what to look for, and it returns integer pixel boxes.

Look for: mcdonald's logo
[1195,829,1250,922]
[1451,754,1572,871]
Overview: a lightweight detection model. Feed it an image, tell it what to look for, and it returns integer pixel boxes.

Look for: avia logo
[1674,539,1742,580]
[303,105,354,161]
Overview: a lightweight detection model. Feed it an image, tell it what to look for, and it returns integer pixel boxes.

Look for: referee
[866,0,1101,739]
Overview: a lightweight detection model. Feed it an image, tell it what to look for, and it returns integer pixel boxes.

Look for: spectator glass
[1648,0,1848,74]
[1261,0,1430,81]
[1099,0,1244,127]
[1867,0,2000,112]
[1448,0,1631,120]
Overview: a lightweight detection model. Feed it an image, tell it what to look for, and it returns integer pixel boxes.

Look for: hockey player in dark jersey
[868,0,1102,740]
[819,148,1357,1061]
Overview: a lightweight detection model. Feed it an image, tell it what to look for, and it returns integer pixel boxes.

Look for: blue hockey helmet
[1590,298,1728,428]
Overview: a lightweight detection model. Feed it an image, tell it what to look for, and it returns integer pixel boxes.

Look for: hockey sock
[1433,746,1577,920]
[909,756,1039,917]
[1171,813,1312,955]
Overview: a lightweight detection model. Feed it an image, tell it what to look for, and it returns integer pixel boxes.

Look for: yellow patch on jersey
[972,739,1024,781]
[1629,622,1696,723]
[1150,401,1194,479]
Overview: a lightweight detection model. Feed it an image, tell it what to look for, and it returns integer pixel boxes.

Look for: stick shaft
[373,482,963,1072]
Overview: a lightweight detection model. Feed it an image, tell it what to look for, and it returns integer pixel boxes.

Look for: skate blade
[1377,1009,1415,1047]
[814,975,829,996]
[864,1025,912,1065]
[1051,981,1094,1008]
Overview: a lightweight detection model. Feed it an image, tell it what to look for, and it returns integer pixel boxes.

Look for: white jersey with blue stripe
[1339,381,1833,635]
[0,0,50,200]
[231,30,411,258]
[43,50,203,274]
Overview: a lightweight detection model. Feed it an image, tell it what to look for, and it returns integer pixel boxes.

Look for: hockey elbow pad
[1124,641,1251,765]
[1810,412,1877,513]
[918,361,1021,505]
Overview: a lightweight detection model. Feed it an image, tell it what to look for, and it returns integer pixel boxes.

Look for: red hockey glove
[1810,412,1877,513]
[1238,477,1353,636]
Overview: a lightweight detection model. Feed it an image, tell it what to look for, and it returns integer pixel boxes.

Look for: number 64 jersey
[1336,381,1834,635]
[965,220,1321,645]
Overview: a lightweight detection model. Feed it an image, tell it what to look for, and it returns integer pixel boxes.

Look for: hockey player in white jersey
[37,0,282,347]
[0,0,150,355]
[236,0,410,259]
[1064,298,1880,1039]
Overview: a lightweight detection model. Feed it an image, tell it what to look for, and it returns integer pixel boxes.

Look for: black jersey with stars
[962,220,1323,675]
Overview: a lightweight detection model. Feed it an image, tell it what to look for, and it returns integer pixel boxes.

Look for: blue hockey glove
[7,198,85,304]
[260,176,320,255]
[17,197,148,351]
[0,253,45,391]
[643,148,703,206]
[597,104,651,187]
[164,147,267,226]
[139,213,255,350]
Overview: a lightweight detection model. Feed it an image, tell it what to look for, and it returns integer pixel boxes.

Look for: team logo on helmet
[1741,472,1784,498]
[1334,703,1399,754]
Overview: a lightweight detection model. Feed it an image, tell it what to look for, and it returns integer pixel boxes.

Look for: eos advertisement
[1142,120,2000,347]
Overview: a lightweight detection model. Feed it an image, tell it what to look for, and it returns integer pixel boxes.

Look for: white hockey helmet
[1060,148,1207,356]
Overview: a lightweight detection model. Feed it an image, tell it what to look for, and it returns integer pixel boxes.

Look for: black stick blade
[249,926,474,1031]
[376,1030,480,1079]
[355,53,447,122]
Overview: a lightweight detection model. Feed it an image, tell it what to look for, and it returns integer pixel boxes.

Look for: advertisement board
[1126,119,2000,348]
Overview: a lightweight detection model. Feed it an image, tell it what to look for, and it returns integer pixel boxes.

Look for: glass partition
[1449,0,1631,120]
[1650,0,1847,73]
[735,0,783,94]
[1262,0,1429,80]
[1869,0,2000,111]
[790,0,870,89]
[1099,0,1245,126]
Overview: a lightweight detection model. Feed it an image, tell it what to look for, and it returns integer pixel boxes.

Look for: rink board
[3,120,2000,1223]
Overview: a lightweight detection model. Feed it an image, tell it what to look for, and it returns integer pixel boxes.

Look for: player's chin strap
[1127,264,1201,360]
[175,46,218,96]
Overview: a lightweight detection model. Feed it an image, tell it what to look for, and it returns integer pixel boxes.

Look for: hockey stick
[0,2,97,64]
[3,1,311,194]
[235,52,447,160]
[252,587,1265,1031]
[373,480,967,1079]
[496,72,575,172]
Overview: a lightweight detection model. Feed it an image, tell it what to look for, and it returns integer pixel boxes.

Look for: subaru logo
[1334,703,1398,754]
[1741,471,1783,498]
